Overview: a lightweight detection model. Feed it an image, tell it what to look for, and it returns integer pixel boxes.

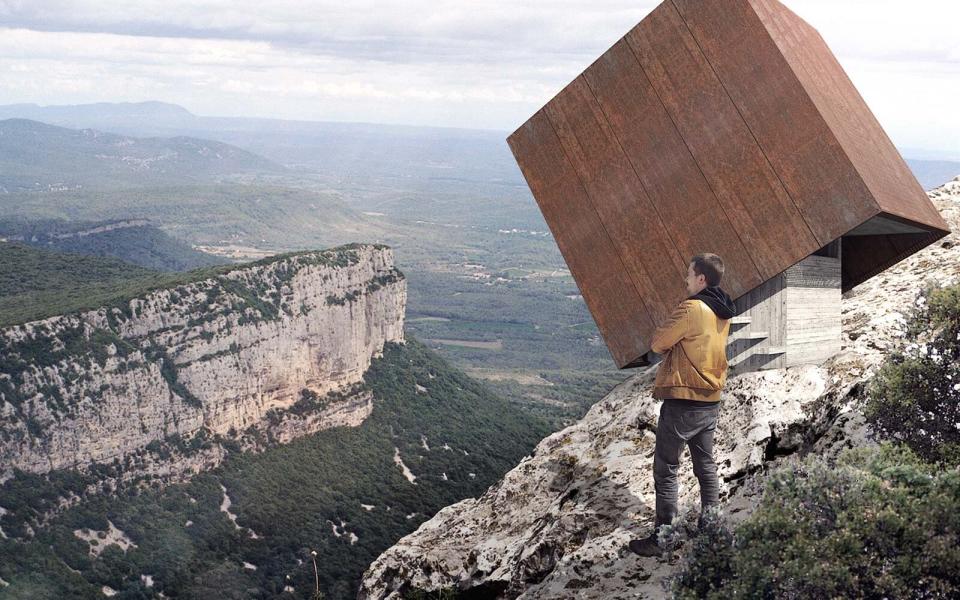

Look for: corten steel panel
[507,110,656,367]
[672,0,880,245]
[744,0,949,290]
[756,0,948,231]
[581,38,764,302]
[545,76,689,325]
[508,0,950,368]
[624,1,820,280]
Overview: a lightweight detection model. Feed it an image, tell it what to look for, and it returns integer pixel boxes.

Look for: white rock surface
[358,182,959,599]
[0,244,405,486]
[73,519,137,558]
[393,447,418,484]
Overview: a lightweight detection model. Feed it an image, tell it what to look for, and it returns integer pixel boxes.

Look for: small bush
[670,506,734,599]
[864,282,960,466]
[670,443,960,599]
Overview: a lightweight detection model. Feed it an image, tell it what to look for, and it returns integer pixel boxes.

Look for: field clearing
[422,338,503,350]
[495,266,571,279]
[464,369,554,386]
[194,245,277,260]
[522,392,571,408]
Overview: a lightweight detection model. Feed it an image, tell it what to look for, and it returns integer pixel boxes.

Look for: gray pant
[653,398,720,530]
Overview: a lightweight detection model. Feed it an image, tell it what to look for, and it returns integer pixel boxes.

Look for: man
[628,252,737,557]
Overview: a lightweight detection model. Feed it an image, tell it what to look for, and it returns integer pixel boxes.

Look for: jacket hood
[690,285,737,320]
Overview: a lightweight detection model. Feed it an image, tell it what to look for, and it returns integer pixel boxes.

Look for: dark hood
[690,285,737,320]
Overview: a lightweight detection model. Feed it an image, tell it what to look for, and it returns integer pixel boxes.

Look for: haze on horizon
[0,0,957,156]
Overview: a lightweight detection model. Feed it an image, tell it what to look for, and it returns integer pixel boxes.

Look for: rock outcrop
[0,243,405,485]
[359,179,959,599]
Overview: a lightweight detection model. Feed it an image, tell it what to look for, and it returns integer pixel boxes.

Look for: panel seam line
[670,0,823,249]
[622,25,765,287]
[541,109,658,348]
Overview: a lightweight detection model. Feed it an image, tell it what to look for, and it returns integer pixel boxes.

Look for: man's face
[686,262,707,296]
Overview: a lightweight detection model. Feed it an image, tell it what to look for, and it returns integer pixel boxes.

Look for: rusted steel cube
[507,0,950,369]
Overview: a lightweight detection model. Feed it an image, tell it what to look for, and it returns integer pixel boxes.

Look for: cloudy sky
[0,0,957,154]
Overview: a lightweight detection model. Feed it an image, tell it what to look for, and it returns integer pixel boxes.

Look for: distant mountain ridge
[0,118,284,191]
[0,217,228,272]
[0,101,954,192]
[0,101,193,123]
[0,101,526,187]
[906,159,960,191]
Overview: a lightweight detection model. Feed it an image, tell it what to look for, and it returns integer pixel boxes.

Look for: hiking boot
[627,533,661,557]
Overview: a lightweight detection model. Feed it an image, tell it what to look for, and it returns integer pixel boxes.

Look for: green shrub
[670,443,960,599]
[670,506,734,599]
[864,282,960,466]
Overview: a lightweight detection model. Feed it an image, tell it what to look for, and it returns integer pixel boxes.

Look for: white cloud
[0,0,956,151]
[785,0,959,65]
[784,0,960,153]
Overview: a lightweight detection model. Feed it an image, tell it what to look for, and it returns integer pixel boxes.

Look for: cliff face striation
[0,243,405,484]
[359,180,960,599]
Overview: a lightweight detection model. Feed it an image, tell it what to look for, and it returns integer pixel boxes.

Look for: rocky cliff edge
[0,243,406,488]
[359,179,960,599]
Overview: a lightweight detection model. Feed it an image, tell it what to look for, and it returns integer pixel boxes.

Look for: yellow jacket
[651,299,731,402]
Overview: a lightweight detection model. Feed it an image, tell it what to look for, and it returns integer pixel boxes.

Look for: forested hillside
[1,184,382,251]
[0,242,174,326]
[0,218,228,272]
[0,337,551,599]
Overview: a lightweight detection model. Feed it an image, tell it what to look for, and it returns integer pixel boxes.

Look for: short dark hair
[691,253,724,287]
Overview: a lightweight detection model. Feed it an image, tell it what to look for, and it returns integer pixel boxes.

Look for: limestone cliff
[0,243,405,486]
[358,180,959,599]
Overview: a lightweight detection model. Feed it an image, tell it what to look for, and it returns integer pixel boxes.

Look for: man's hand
[650,300,695,354]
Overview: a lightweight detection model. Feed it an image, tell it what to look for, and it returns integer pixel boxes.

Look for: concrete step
[754,345,787,355]
[728,330,769,343]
